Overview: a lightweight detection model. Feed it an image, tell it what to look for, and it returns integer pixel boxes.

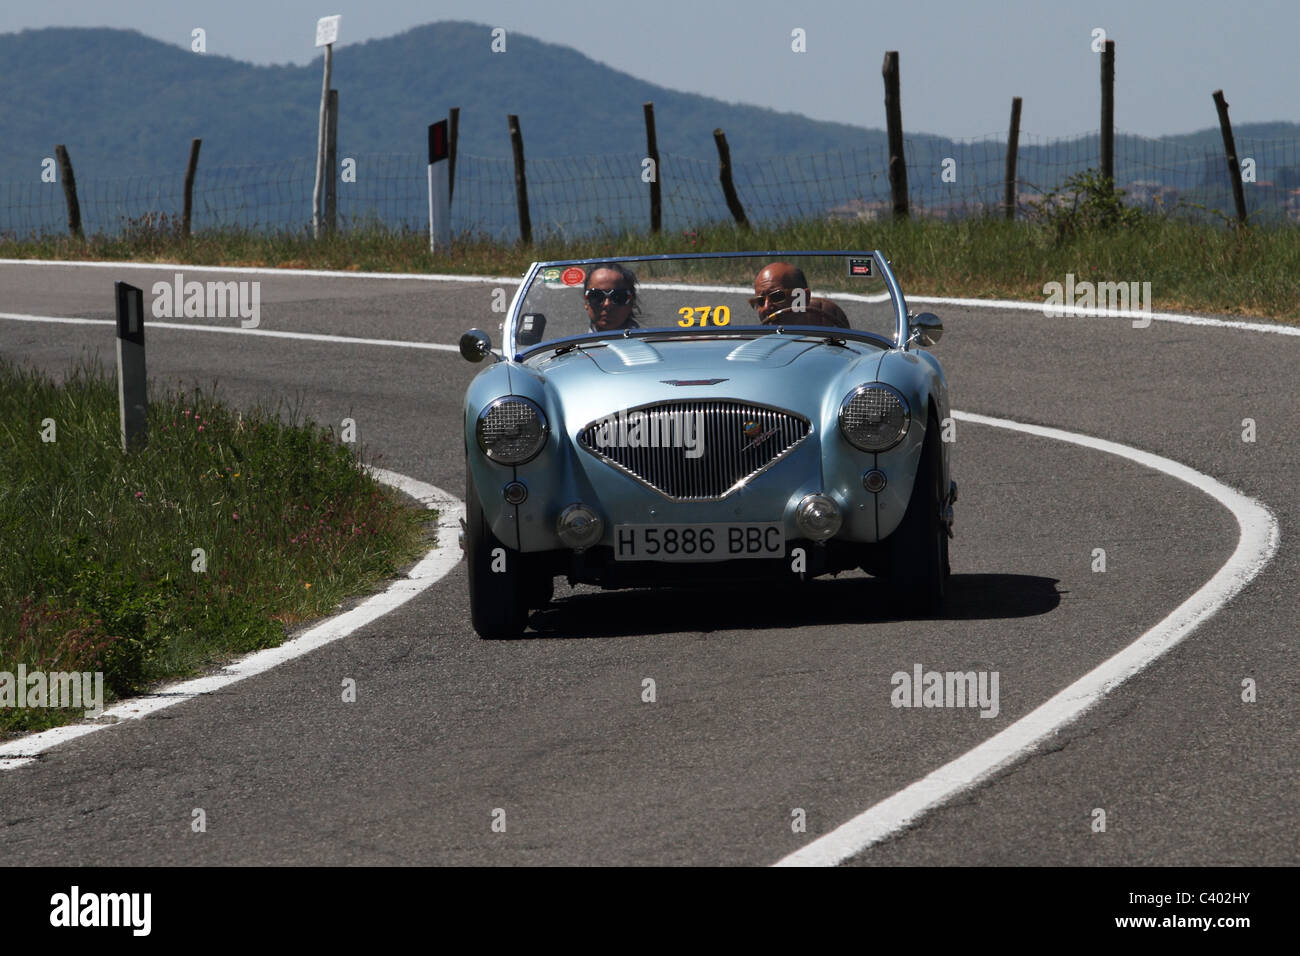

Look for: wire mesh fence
[3,130,1297,239]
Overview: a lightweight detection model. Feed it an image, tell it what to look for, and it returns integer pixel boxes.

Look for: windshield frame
[504,250,908,361]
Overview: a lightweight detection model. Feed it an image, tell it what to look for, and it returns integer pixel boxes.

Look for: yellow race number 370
[677,305,731,327]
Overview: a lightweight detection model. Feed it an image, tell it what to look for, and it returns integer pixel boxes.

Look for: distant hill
[3,23,1296,175]
[0,22,884,177]
[1,23,1296,235]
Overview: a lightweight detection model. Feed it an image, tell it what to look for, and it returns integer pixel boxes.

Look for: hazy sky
[4,0,1294,139]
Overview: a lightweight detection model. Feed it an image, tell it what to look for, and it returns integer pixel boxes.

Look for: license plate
[614,523,785,562]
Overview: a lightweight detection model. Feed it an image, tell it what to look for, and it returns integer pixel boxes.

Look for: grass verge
[2,211,1298,319]
[0,358,434,736]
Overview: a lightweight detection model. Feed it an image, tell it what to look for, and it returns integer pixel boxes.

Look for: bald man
[748,262,850,328]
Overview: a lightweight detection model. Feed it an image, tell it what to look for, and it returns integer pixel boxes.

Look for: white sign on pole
[315,15,341,48]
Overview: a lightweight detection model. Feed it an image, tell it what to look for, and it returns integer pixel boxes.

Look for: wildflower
[134,491,144,499]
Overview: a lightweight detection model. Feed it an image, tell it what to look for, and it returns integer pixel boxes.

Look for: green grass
[2,210,1298,319]
[0,358,434,736]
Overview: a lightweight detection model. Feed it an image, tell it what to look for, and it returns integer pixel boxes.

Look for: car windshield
[508,251,903,355]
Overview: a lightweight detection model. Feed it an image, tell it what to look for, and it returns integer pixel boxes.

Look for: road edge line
[774,409,1280,866]
[0,468,464,770]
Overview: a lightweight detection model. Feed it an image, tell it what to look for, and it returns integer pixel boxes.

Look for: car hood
[516,335,885,427]
[582,335,823,373]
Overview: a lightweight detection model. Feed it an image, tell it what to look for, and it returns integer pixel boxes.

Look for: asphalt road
[0,261,1295,865]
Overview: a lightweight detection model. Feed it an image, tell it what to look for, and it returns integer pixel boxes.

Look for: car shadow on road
[525,573,1061,639]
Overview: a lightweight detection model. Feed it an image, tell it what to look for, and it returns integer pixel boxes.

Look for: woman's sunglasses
[585,288,634,306]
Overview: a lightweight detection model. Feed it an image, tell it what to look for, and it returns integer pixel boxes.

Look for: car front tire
[889,411,949,613]
[465,469,531,639]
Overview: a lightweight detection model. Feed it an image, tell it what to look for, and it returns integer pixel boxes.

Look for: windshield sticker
[540,266,564,288]
[561,267,586,286]
[848,257,873,277]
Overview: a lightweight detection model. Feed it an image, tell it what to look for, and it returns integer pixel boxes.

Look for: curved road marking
[0,469,464,771]
[775,410,1279,866]
[0,312,458,352]
[3,257,1297,337]
[0,269,1285,865]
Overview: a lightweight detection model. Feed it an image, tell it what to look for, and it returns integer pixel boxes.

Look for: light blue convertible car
[459,251,955,638]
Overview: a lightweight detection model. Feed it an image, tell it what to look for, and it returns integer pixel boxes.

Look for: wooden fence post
[713,129,748,229]
[1212,90,1249,226]
[324,89,338,234]
[182,138,202,239]
[644,102,662,233]
[1004,97,1022,221]
[508,114,532,244]
[54,145,83,238]
[1100,39,1115,188]
[882,51,909,219]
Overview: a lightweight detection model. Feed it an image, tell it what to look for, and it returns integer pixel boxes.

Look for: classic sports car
[459,250,955,638]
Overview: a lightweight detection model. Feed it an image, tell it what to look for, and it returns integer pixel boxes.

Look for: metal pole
[312,43,332,238]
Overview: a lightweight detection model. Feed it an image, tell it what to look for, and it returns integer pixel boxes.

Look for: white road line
[3,257,1296,336]
[906,294,1300,337]
[0,469,465,771]
[775,410,1279,867]
[0,258,515,284]
[0,312,458,352]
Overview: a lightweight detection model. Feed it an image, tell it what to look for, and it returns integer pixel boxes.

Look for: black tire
[889,413,950,613]
[465,469,530,639]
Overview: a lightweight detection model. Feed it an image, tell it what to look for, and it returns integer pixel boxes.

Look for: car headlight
[839,384,910,452]
[476,397,549,465]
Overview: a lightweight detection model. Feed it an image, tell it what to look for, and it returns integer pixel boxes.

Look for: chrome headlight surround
[839,383,910,453]
[476,396,549,465]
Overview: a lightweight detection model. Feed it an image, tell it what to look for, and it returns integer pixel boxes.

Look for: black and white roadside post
[115,281,147,452]
[427,119,451,252]
[311,14,341,239]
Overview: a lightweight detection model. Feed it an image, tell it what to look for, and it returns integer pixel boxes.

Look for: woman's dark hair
[583,262,641,318]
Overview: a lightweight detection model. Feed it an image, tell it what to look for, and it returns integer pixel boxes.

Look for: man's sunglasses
[747,288,791,310]
[585,288,634,306]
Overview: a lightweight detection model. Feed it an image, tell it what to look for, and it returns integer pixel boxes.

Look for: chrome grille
[579,400,811,500]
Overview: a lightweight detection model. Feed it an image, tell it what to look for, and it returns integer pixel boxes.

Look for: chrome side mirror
[459,329,497,363]
[908,312,943,347]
